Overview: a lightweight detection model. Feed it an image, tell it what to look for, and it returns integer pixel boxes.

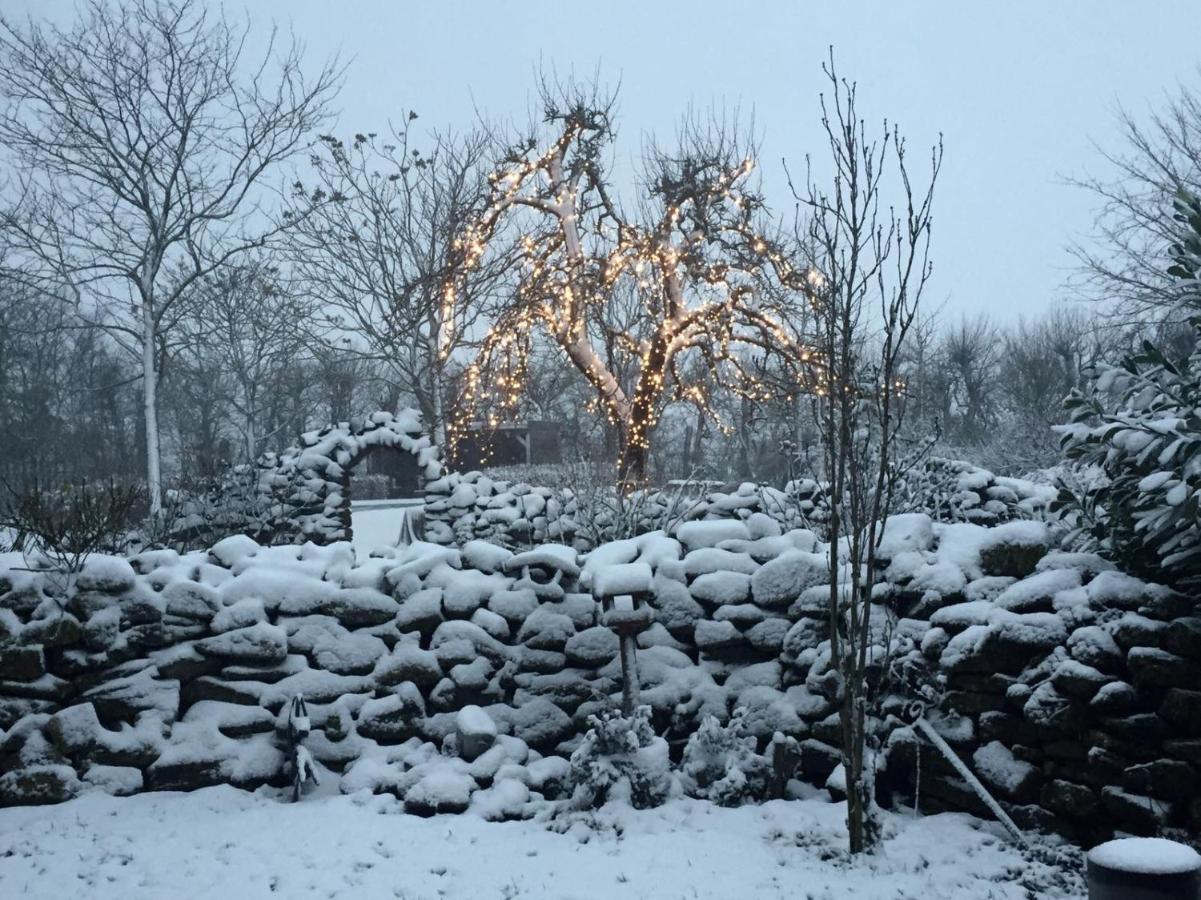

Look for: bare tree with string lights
[446,77,815,487]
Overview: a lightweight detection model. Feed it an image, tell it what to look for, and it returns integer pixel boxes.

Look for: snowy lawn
[0,786,1084,899]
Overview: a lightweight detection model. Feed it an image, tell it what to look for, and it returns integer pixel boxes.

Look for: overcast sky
[11,0,1201,322]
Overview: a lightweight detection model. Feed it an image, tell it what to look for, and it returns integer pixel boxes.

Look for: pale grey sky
[10,0,1200,321]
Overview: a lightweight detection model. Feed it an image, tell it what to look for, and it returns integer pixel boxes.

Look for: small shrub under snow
[567,706,673,810]
[680,708,772,806]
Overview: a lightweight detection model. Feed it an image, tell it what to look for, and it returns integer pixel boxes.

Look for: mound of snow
[1089,837,1201,875]
[676,520,750,550]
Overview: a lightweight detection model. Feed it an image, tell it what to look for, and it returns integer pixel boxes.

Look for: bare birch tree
[792,57,941,853]
[0,0,339,513]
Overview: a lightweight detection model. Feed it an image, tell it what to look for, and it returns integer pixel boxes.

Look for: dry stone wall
[169,410,442,549]
[421,458,1055,550]
[0,516,1195,844]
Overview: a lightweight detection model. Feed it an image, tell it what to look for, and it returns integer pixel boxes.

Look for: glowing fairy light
[439,104,823,481]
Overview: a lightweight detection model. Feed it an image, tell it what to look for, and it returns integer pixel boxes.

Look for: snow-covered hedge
[1055,319,1201,588]
[0,516,1195,843]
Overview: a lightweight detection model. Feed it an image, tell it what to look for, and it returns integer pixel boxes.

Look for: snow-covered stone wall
[263,410,442,545]
[422,458,1055,550]
[0,516,1194,844]
[169,411,443,548]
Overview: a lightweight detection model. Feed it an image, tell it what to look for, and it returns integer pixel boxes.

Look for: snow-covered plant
[547,457,707,550]
[141,462,281,552]
[679,709,771,807]
[567,705,673,810]
[285,695,320,802]
[1053,318,1201,586]
[1053,189,1201,586]
[0,480,141,597]
[1052,189,1201,586]
[785,456,1050,535]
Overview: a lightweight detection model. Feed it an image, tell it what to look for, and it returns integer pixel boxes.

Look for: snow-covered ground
[350,503,418,556]
[0,787,1084,899]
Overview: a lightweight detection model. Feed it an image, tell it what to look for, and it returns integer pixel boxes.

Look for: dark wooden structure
[358,443,422,498]
[451,420,562,470]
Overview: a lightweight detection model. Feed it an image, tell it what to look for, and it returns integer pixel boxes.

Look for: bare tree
[994,306,1100,470]
[310,343,374,427]
[160,336,233,481]
[1070,74,1201,325]
[792,56,941,853]
[0,0,340,513]
[934,314,1000,448]
[178,258,315,462]
[895,308,941,432]
[451,78,810,486]
[0,273,142,488]
[285,125,506,446]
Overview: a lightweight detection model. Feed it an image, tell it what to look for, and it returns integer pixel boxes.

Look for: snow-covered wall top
[1,514,1192,844]
[423,457,1056,550]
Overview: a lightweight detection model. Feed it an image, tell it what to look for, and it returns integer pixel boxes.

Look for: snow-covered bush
[567,705,673,810]
[552,459,705,549]
[0,480,141,562]
[679,709,772,806]
[1052,190,1201,586]
[892,457,1052,525]
[779,458,1050,539]
[154,463,279,551]
[1054,318,1201,586]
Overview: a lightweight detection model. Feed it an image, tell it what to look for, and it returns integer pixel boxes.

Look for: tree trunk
[411,382,444,453]
[141,301,162,515]
[424,331,447,449]
[617,426,648,487]
[691,408,705,476]
[616,337,668,489]
[429,374,446,449]
[842,693,869,854]
[245,413,257,464]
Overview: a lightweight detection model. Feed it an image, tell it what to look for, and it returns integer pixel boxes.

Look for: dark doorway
[356,444,422,499]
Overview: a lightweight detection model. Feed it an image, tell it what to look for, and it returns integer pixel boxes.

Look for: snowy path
[0,787,1083,899]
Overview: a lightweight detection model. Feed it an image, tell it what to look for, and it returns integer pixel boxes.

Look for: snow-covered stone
[676,520,750,551]
[197,623,287,665]
[564,626,619,668]
[592,562,652,597]
[454,705,498,761]
[210,598,267,634]
[690,571,751,605]
[75,556,136,593]
[878,514,935,558]
[313,632,388,675]
[750,551,826,609]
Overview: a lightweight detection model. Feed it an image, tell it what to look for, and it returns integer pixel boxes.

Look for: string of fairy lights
[439,112,827,475]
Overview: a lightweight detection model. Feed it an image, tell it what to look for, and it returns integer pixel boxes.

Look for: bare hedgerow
[0,479,141,600]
